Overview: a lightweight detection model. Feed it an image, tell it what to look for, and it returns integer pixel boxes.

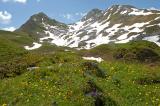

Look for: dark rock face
[81,59,119,105]
[51,101,58,106]
[95,96,105,106]
[83,80,105,106]
[136,77,160,85]
[82,62,106,78]
[83,80,118,106]
[81,8,103,22]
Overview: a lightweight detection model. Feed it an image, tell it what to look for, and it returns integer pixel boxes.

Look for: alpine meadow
[0,1,160,106]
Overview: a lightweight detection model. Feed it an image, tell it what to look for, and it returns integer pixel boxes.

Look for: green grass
[0,32,160,106]
[0,50,160,106]
[0,36,26,62]
[0,30,34,45]
[0,30,35,78]
[0,30,34,62]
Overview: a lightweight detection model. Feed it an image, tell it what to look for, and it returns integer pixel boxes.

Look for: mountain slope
[0,45,160,106]
[65,5,160,49]
[16,12,68,40]
[0,30,34,62]
[17,5,160,50]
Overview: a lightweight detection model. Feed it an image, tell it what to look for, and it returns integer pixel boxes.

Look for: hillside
[0,54,160,106]
[17,5,160,50]
[0,39,160,105]
[0,30,34,62]
[80,40,160,62]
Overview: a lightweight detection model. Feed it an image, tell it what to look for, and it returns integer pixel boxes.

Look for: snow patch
[129,8,153,16]
[117,33,129,40]
[121,10,128,15]
[40,31,66,46]
[143,35,160,46]
[82,57,104,63]
[24,42,42,50]
[70,21,85,31]
[90,21,110,34]
[155,17,160,20]
[116,34,139,43]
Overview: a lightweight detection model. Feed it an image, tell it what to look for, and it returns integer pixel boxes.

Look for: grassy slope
[0,30,35,78]
[0,30,34,46]
[0,30,34,60]
[0,34,160,106]
[0,51,160,106]
[80,40,160,63]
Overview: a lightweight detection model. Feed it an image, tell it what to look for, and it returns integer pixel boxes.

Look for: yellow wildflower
[2,103,7,106]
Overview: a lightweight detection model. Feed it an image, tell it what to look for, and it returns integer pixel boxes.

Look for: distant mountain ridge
[16,5,160,50]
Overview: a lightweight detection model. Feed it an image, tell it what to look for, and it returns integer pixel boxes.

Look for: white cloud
[2,0,27,4]
[75,12,87,17]
[1,0,40,3]
[2,27,16,31]
[0,11,12,24]
[62,12,87,21]
[149,7,160,11]
[63,14,74,20]
[14,0,27,3]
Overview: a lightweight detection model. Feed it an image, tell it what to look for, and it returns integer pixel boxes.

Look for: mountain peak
[81,8,103,21]
[16,12,68,37]
[103,4,138,16]
[109,5,136,10]
[106,4,136,13]
[89,8,102,13]
[34,12,47,17]
[30,12,50,22]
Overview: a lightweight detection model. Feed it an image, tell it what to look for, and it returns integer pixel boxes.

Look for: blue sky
[0,0,160,31]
